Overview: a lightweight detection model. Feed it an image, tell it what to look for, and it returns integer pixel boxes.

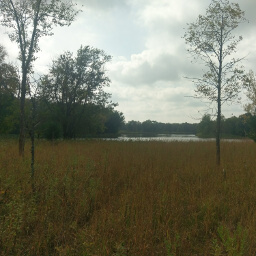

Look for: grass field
[0,139,256,255]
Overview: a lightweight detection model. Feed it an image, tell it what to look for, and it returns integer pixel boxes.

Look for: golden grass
[0,139,256,255]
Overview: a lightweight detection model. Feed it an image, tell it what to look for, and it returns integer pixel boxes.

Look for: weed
[0,139,255,255]
[211,223,248,256]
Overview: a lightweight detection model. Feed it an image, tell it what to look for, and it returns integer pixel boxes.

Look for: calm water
[106,134,213,142]
[104,134,249,142]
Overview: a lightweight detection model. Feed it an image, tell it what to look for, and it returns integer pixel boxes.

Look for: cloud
[138,0,205,27]
[109,44,204,88]
[110,51,182,85]
[107,81,206,123]
[79,0,128,10]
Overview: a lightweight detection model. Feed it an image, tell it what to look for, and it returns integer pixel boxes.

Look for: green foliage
[211,224,248,256]
[123,120,198,134]
[43,121,63,140]
[0,46,19,95]
[244,70,256,115]
[197,114,215,138]
[0,192,37,255]
[240,113,256,141]
[39,46,113,138]
[75,104,107,136]
[104,110,125,134]
[0,95,19,134]
[0,44,20,134]
[197,113,255,139]
[112,243,128,256]
[165,234,181,256]
[223,116,243,137]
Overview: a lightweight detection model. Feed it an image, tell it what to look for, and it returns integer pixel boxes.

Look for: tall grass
[0,139,255,255]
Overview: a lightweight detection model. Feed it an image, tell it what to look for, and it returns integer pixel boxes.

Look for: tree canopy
[39,46,114,138]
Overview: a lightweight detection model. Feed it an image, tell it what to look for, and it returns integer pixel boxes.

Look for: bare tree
[184,0,245,166]
[0,0,79,156]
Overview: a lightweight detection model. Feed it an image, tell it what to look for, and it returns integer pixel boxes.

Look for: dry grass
[0,139,256,255]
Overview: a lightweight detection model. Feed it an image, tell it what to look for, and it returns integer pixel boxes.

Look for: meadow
[0,139,256,255]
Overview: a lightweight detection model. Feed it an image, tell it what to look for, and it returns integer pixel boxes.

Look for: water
[105,134,214,142]
[104,134,250,142]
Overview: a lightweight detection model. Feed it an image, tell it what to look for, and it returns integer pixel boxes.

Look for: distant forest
[122,120,197,135]
[122,114,256,140]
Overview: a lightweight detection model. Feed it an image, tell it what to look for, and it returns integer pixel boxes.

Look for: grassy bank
[0,139,256,255]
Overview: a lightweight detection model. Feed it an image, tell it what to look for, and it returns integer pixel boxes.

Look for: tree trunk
[30,97,35,180]
[216,96,221,166]
[30,121,35,192]
[19,72,27,157]
[216,18,224,167]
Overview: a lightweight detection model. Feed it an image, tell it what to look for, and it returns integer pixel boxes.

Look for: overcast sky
[1,0,256,123]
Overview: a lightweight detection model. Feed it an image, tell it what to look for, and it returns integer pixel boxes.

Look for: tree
[244,70,256,115]
[0,0,79,156]
[125,121,142,133]
[243,70,256,141]
[40,46,112,138]
[197,114,215,138]
[184,0,245,166]
[0,45,19,95]
[104,110,125,134]
[0,44,20,134]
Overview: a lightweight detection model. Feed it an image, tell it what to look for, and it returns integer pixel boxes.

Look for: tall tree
[40,46,112,138]
[184,0,245,166]
[0,0,79,156]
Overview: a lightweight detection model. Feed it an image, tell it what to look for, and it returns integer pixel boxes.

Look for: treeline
[197,114,256,140]
[0,45,124,139]
[122,114,256,140]
[122,120,197,134]
[0,95,125,140]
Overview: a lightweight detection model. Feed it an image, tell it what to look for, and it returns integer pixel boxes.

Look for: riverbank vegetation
[0,139,256,255]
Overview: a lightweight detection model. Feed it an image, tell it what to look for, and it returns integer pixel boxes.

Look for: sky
[1,0,256,123]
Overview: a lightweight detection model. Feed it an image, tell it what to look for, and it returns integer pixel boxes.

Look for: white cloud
[110,50,181,85]
[81,0,128,10]
[107,80,206,123]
